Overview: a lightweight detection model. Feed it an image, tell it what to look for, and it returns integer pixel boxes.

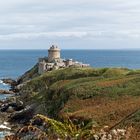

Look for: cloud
[0,30,140,42]
[0,32,87,41]
[0,0,140,48]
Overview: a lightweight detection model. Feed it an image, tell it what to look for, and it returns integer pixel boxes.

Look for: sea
[0,49,140,99]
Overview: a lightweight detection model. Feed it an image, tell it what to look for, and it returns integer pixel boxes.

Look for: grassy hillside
[18,67,140,139]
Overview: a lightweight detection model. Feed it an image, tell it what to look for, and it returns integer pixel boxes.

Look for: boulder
[7,106,15,113]
[1,79,17,86]
[15,83,25,90]
[0,100,24,112]
[0,104,9,112]
[9,105,35,123]
[0,90,15,94]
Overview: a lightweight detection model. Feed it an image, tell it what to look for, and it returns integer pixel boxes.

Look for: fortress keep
[48,45,61,62]
[38,45,90,74]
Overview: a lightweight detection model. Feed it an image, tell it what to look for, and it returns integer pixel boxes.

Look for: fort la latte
[38,45,90,74]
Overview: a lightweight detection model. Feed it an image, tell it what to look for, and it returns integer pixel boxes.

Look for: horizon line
[0,48,140,51]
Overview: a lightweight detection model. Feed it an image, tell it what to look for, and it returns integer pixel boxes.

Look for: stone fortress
[38,45,90,74]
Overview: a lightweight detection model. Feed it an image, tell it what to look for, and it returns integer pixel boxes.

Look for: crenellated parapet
[48,45,61,62]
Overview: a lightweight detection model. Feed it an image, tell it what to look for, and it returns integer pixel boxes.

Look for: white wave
[3,83,8,86]
[3,122,9,125]
[0,80,3,84]
[0,79,10,91]
[0,124,11,130]
[0,80,9,86]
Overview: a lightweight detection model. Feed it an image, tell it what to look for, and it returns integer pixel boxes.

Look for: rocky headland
[0,65,140,139]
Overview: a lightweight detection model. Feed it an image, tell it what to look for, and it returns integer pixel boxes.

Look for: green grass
[19,67,140,119]
[15,66,140,139]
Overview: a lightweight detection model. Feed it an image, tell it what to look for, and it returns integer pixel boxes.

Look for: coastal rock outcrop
[2,79,17,86]
[0,100,24,112]
[9,104,35,123]
[0,90,15,94]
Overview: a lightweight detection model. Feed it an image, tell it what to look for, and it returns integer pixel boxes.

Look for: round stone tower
[48,45,61,62]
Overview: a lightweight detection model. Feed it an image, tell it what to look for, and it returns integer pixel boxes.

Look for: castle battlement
[49,45,60,50]
[48,45,61,62]
[38,45,90,74]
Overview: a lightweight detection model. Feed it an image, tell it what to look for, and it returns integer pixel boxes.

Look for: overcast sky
[0,0,140,49]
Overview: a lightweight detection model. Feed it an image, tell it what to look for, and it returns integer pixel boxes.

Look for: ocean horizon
[0,49,139,80]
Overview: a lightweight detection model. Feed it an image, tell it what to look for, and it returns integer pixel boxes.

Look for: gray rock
[0,90,15,94]
[1,79,17,87]
[9,104,36,123]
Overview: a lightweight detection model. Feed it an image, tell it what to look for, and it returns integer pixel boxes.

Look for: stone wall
[38,61,46,74]
[48,46,60,62]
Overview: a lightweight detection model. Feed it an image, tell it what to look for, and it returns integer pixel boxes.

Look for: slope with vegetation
[13,66,140,139]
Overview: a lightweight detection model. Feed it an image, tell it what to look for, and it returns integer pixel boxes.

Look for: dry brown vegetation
[96,77,135,87]
[18,67,140,139]
[61,96,140,127]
